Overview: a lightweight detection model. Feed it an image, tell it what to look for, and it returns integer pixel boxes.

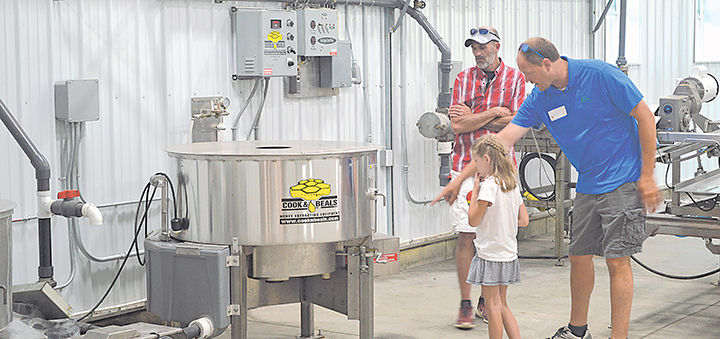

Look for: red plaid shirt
[451,59,526,172]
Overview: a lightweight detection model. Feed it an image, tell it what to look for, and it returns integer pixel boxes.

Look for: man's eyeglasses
[519,43,546,60]
[470,28,500,40]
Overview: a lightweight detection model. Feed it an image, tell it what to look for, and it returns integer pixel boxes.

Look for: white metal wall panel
[389,0,596,241]
[0,0,389,313]
[1,0,699,314]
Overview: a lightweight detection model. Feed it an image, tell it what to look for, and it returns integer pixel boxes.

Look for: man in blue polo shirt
[497,37,662,339]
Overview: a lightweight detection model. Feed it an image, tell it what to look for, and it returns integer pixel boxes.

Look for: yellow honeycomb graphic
[290,178,331,213]
[267,31,283,49]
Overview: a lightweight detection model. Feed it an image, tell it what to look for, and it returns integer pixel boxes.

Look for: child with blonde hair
[467,134,529,339]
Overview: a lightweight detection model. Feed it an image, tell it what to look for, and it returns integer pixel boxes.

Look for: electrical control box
[319,40,353,88]
[296,8,338,57]
[231,8,298,78]
[54,79,99,122]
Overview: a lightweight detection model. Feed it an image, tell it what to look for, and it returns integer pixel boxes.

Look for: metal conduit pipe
[73,223,144,262]
[231,77,261,141]
[399,24,431,204]
[0,98,55,285]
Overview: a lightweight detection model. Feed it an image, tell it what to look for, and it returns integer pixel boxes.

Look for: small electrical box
[54,79,99,122]
[319,41,353,88]
[232,8,298,78]
[296,8,338,57]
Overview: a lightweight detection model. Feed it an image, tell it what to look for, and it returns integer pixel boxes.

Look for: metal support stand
[358,248,374,339]
[229,238,247,339]
[554,153,571,265]
[298,300,324,339]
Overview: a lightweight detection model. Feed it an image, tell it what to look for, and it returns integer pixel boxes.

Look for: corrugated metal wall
[391,0,602,241]
[1,0,704,314]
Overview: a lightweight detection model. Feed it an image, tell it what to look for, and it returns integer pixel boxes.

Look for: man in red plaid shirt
[432,26,526,330]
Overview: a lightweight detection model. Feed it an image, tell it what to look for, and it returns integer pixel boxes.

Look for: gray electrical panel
[296,8,339,56]
[54,79,99,122]
[231,8,298,78]
[319,41,353,88]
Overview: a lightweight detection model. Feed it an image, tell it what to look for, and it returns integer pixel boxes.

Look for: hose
[631,255,720,280]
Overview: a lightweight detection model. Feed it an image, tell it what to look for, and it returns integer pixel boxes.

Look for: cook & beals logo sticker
[280,177,340,224]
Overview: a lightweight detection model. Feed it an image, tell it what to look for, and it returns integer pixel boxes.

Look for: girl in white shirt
[467,134,529,339]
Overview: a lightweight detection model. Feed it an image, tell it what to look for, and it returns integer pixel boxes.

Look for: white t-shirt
[474,176,523,262]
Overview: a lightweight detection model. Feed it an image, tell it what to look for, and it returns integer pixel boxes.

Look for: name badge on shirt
[548,106,567,121]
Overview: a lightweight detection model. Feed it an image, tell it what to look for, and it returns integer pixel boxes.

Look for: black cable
[631,255,720,280]
[133,183,158,265]
[684,192,718,212]
[664,161,673,190]
[519,255,568,260]
[77,182,157,322]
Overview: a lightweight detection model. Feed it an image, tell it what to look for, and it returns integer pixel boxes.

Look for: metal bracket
[390,0,412,33]
[227,304,241,316]
[226,256,240,267]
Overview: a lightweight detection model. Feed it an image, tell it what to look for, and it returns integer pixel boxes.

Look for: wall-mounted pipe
[0,98,55,285]
[616,0,628,74]
[0,98,51,191]
[404,6,452,108]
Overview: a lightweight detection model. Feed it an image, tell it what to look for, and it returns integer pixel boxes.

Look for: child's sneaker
[454,304,475,329]
[475,296,489,323]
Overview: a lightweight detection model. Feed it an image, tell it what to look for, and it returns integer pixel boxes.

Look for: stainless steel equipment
[0,200,15,331]
[150,140,382,339]
[165,140,378,247]
[652,67,720,240]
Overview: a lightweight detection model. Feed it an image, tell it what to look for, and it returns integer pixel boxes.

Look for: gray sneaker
[547,326,592,339]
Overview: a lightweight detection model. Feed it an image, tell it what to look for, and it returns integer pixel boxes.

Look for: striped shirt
[451,59,526,172]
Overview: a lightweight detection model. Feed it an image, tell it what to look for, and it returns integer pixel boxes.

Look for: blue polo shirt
[512,57,644,194]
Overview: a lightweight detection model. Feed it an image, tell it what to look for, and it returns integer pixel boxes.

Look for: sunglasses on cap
[519,43,546,60]
[470,28,500,40]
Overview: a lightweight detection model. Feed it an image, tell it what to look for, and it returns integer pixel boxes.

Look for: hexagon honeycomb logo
[267,31,282,49]
[290,178,331,213]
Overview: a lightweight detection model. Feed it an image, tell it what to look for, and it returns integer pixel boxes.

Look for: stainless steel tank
[164,140,381,279]
[0,200,16,331]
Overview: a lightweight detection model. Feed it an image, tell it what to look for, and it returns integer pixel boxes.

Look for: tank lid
[164,140,382,159]
[0,200,16,214]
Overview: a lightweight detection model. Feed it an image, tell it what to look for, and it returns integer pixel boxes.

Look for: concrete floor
[215,232,720,339]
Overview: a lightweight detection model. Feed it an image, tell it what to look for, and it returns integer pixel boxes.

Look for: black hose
[519,255,568,260]
[631,255,720,280]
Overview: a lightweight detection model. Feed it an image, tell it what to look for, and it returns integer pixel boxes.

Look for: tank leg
[359,246,374,339]
[298,300,325,338]
[230,239,247,339]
